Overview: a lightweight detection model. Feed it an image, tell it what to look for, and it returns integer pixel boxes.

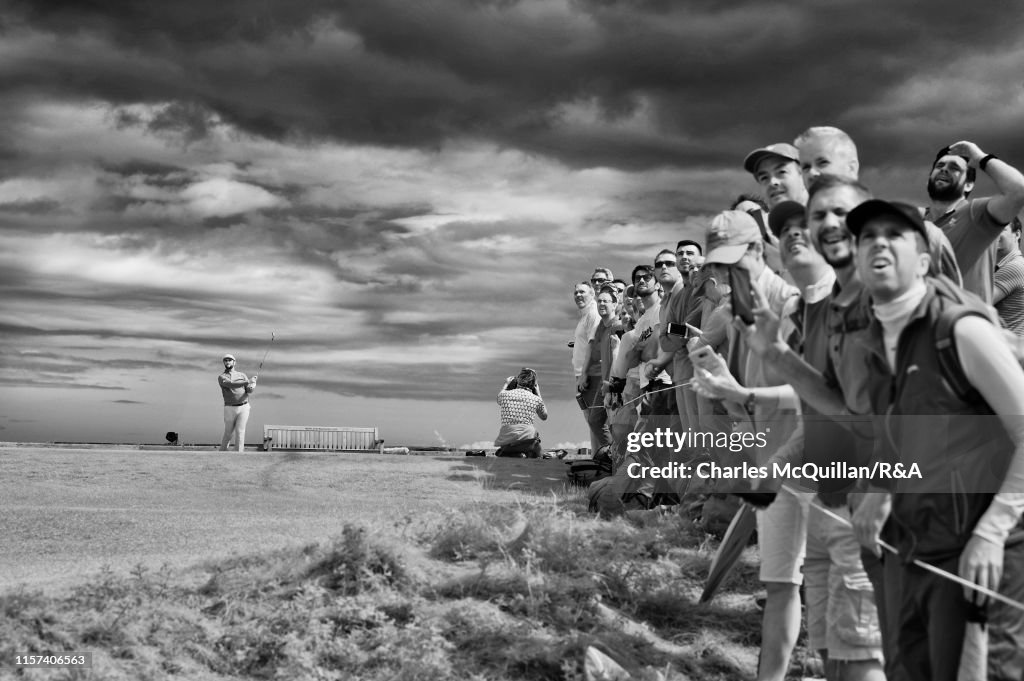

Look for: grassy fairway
[0,445,819,680]
[0,446,571,591]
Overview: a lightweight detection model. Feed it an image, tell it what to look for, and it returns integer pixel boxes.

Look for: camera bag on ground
[566,445,614,487]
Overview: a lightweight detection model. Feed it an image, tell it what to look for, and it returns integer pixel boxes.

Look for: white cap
[223,354,235,361]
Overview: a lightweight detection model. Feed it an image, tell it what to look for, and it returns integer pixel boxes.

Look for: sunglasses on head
[654,260,677,269]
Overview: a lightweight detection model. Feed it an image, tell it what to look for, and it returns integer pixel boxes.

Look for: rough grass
[0,453,822,680]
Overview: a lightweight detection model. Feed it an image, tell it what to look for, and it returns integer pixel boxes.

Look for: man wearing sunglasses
[626,265,664,413]
[590,268,614,292]
[643,250,686,430]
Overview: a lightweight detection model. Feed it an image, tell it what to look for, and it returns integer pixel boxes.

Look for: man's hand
[686,336,705,352]
[644,362,663,381]
[947,140,986,166]
[603,390,621,411]
[852,491,892,557]
[959,534,1004,606]
[576,375,589,392]
[691,367,744,403]
[734,280,786,361]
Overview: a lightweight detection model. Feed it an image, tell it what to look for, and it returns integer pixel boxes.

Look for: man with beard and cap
[219,354,257,453]
[571,281,602,454]
[691,209,803,681]
[923,141,1024,303]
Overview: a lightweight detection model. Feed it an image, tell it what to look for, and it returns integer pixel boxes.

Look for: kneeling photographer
[494,368,548,458]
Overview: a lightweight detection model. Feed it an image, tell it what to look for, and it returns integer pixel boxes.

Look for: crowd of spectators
[567,127,1024,681]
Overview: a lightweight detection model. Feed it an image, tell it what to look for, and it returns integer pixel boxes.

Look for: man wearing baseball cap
[219,353,257,453]
[744,142,809,210]
[843,199,1024,681]
[693,209,806,681]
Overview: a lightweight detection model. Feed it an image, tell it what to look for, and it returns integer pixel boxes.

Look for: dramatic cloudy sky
[2,1,1023,447]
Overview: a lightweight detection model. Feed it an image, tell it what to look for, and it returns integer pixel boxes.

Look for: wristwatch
[744,392,757,415]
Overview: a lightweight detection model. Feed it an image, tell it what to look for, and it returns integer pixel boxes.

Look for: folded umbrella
[699,503,757,603]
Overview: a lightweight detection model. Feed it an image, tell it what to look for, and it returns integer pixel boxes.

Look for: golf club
[257,331,276,374]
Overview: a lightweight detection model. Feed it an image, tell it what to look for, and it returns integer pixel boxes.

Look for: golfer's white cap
[223,353,235,361]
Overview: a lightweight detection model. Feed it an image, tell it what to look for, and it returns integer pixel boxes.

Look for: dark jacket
[861,278,1013,562]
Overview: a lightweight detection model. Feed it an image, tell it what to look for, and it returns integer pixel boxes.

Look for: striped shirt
[995,250,1024,336]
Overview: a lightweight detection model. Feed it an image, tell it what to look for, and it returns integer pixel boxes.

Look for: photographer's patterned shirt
[497,388,548,425]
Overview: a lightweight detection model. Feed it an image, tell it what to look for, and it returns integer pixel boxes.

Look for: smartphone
[729,266,756,325]
[666,322,688,337]
[688,346,728,377]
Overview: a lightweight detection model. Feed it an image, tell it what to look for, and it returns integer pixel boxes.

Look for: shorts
[803,504,883,661]
[756,487,811,584]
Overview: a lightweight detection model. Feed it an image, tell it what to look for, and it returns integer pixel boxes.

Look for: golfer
[219,353,257,452]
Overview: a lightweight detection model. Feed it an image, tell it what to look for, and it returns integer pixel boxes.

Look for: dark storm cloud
[6,1,1024,170]
[0,198,62,214]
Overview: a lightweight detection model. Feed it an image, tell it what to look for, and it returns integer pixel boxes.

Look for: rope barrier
[584,381,689,411]
[780,484,1024,613]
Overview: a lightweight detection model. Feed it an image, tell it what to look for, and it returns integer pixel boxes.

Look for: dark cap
[743,143,800,175]
[767,200,806,238]
[846,200,929,241]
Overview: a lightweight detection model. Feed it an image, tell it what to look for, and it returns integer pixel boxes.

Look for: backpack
[566,445,614,487]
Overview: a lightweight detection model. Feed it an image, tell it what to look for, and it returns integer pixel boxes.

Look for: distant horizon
[0,438,591,452]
